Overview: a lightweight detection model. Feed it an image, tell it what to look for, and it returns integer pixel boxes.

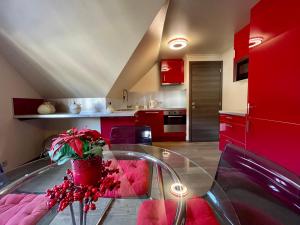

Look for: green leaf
[49,144,76,164]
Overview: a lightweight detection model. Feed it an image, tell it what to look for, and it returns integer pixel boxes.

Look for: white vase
[37,102,56,114]
[69,102,81,114]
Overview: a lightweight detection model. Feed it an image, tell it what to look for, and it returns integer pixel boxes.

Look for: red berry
[90,203,96,210]
[84,191,91,198]
[83,204,89,212]
[92,188,98,193]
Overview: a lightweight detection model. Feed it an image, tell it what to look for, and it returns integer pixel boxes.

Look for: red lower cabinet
[246,117,300,175]
[135,111,164,142]
[100,117,135,139]
[219,114,246,151]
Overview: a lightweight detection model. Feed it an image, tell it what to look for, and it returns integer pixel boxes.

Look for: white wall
[0,55,45,171]
[221,48,248,112]
[129,63,186,108]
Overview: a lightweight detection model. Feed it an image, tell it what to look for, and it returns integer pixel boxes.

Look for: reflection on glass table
[0,144,240,225]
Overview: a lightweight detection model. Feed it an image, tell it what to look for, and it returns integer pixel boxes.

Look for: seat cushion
[136,197,220,225]
[104,160,150,198]
[0,194,49,225]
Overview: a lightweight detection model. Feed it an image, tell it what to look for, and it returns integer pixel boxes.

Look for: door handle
[145,112,159,114]
[192,102,196,106]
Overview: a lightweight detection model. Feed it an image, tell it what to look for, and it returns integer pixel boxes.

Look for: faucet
[122,89,128,108]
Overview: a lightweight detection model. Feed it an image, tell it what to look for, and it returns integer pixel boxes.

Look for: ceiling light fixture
[168,38,188,50]
[249,37,263,48]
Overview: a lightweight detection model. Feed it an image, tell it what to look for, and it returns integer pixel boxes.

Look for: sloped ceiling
[0,0,165,98]
[107,1,169,98]
[159,0,258,59]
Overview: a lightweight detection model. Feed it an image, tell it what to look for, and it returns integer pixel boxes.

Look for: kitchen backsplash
[128,89,186,109]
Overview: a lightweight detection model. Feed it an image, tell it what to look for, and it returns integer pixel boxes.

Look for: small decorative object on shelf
[69,101,81,114]
[37,101,56,114]
[47,128,120,216]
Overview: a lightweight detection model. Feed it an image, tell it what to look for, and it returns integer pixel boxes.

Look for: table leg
[83,211,87,225]
[69,204,76,225]
[156,164,165,199]
[79,201,83,225]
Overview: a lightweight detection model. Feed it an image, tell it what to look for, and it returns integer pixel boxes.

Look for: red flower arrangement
[46,164,120,212]
[49,128,109,165]
[46,128,120,213]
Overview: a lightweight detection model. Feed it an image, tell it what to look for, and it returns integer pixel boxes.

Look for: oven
[163,110,186,133]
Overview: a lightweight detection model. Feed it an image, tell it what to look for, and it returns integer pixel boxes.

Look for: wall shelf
[14,112,136,120]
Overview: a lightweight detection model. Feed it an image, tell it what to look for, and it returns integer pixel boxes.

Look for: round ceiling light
[168,38,188,50]
[249,37,263,48]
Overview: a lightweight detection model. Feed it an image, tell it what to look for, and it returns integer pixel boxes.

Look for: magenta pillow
[104,160,150,198]
[0,194,49,225]
[136,197,220,225]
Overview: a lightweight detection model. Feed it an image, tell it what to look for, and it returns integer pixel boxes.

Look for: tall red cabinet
[246,0,300,175]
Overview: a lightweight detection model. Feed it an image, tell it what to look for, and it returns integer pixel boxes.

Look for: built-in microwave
[234,57,249,81]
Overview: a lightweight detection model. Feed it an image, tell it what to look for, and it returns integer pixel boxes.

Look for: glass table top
[0,144,240,225]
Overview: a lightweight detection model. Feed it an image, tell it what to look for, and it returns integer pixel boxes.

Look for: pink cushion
[0,194,49,225]
[104,160,150,198]
[136,197,220,225]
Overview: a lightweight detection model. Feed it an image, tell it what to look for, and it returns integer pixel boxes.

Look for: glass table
[0,144,240,225]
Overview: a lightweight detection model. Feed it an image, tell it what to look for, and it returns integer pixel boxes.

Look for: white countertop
[219,110,247,117]
[14,111,136,119]
[14,108,186,119]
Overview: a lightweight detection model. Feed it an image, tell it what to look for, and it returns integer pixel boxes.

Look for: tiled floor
[153,141,221,177]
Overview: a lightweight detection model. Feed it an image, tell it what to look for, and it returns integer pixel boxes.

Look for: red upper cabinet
[160,59,184,85]
[234,24,250,62]
[248,0,300,124]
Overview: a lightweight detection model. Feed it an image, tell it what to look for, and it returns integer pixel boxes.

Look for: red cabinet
[234,24,250,62]
[135,110,164,141]
[160,59,184,85]
[100,117,135,139]
[246,0,300,175]
[246,118,300,175]
[219,114,246,151]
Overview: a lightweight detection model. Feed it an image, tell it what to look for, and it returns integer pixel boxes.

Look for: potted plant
[47,128,120,213]
[49,128,107,186]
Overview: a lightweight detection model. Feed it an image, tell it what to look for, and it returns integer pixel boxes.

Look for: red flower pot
[71,156,102,186]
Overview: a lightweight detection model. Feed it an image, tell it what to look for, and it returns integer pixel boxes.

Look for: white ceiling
[159,0,259,59]
[108,1,169,98]
[0,0,165,98]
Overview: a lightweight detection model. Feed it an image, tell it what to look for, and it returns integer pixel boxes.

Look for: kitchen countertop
[14,108,187,120]
[219,110,247,117]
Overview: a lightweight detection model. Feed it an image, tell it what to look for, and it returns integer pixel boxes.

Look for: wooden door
[190,61,222,141]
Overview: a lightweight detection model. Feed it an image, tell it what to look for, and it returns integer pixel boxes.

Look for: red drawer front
[219,122,246,143]
[219,114,246,125]
[219,134,245,152]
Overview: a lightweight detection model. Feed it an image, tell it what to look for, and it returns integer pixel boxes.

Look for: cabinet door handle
[145,112,159,114]
[246,120,250,133]
[225,116,233,120]
[225,124,233,128]
[168,115,184,118]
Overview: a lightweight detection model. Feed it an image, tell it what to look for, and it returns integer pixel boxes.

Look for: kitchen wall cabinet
[219,114,246,151]
[160,59,184,85]
[135,110,164,141]
[246,0,300,175]
[234,24,250,62]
